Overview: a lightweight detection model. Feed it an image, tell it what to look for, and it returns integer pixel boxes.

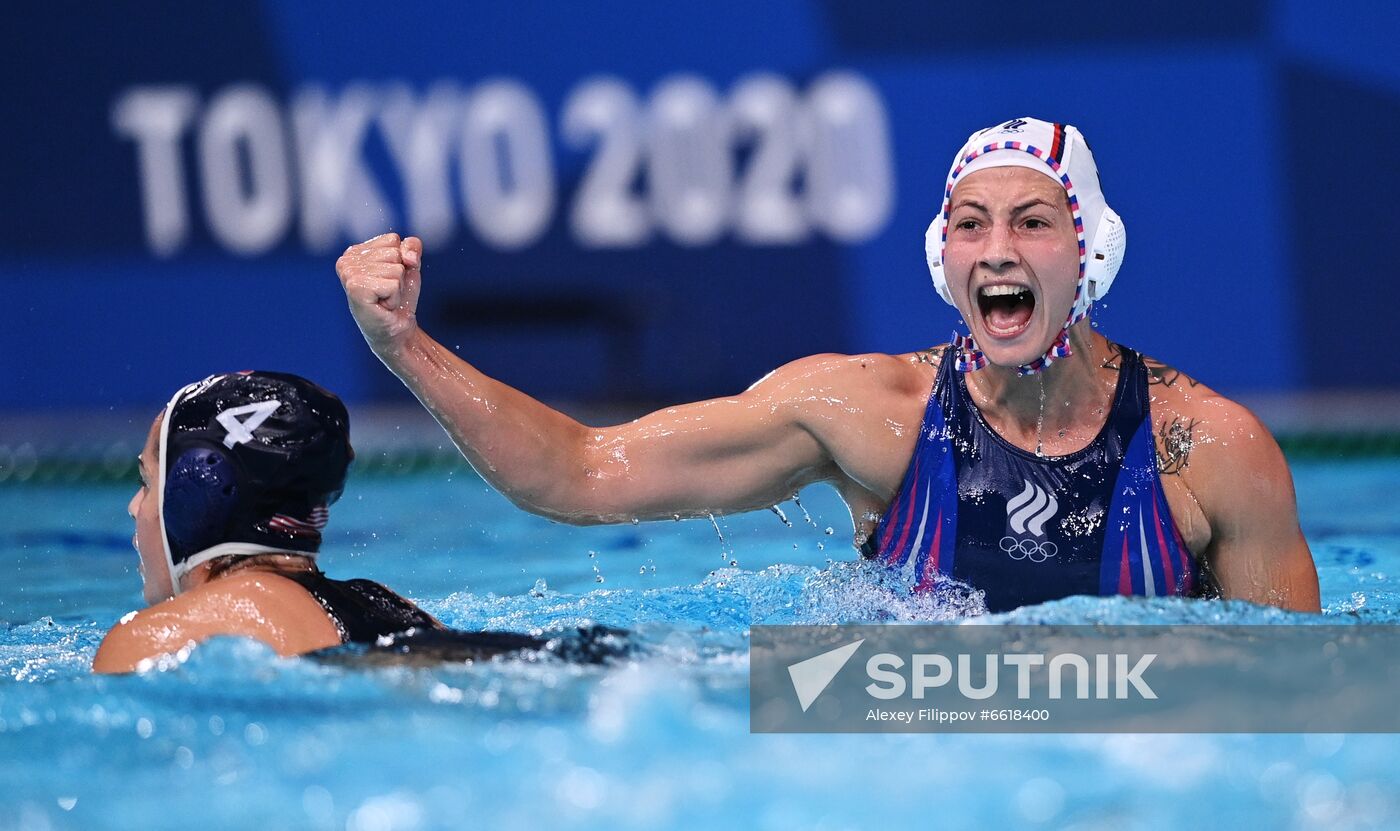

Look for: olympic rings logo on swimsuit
[1000,536,1058,563]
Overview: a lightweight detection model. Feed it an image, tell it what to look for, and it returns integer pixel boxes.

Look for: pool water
[2,459,1399,830]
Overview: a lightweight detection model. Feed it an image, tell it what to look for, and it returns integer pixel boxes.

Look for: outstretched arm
[335,234,850,524]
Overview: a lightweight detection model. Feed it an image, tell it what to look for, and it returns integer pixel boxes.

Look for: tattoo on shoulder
[1100,342,1124,372]
[1101,343,1200,389]
[914,345,947,366]
[1157,416,1197,475]
[1143,359,1200,389]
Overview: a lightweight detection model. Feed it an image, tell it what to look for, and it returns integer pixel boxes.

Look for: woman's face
[941,165,1081,368]
[129,415,174,604]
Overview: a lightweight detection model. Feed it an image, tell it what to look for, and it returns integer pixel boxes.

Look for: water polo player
[335,117,1319,613]
[93,371,617,673]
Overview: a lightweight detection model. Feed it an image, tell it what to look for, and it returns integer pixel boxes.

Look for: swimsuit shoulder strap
[1106,343,1152,432]
[278,569,442,644]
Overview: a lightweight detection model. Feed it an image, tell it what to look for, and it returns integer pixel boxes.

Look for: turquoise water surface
[2,459,1398,830]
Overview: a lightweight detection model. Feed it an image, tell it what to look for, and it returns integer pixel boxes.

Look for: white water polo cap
[924,117,1126,374]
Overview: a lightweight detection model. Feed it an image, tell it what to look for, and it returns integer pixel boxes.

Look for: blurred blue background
[3,0,1399,412]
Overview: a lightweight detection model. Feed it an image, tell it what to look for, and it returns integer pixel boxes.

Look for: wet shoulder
[176,571,343,653]
[93,572,342,671]
[1117,344,1278,474]
[754,348,942,407]
[776,348,945,500]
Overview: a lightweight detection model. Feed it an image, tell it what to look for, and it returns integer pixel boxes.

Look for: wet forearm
[375,328,590,514]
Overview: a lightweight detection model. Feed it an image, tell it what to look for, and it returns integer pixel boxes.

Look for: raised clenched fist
[335,233,424,354]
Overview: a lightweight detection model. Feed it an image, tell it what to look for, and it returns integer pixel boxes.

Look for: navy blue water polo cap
[157,371,353,592]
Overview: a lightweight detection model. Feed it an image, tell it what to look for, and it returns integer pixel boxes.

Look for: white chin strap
[156,381,195,597]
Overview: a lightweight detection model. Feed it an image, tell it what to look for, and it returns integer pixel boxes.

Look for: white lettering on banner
[292,84,395,253]
[730,73,808,244]
[458,80,555,250]
[112,72,896,257]
[111,86,199,257]
[198,84,292,255]
[805,71,894,242]
[562,77,650,248]
[379,83,462,249]
[649,75,731,246]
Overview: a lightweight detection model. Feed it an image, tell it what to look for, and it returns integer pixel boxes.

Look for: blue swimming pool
[3,458,1399,830]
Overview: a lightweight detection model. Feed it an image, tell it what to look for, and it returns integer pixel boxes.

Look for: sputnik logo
[787,639,864,712]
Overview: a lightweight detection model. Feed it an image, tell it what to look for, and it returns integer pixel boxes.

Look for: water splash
[707,512,736,566]
[791,494,820,528]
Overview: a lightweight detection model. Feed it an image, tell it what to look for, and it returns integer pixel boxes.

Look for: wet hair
[202,553,319,582]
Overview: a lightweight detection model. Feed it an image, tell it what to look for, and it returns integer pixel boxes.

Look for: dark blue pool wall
[2,0,1397,410]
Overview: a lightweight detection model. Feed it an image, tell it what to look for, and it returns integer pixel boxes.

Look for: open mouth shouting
[975,283,1037,340]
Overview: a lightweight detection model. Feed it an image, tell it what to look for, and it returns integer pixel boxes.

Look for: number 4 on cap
[216,400,282,448]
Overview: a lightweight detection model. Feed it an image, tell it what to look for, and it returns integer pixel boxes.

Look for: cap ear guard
[1085,207,1125,302]
[925,214,953,305]
[163,446,240,566]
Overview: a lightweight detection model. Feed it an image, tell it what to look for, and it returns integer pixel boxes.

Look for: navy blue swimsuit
[867,345,1199,612]
[283,570,630,664]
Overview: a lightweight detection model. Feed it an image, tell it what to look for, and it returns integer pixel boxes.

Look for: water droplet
[530,578,548,597]
[792,494,819,527]
[708,512,732,560]
[244,722,266,745]
[770,505,793,527]
[817,542,825,550]
[595,574,605,583]
[824,527,834,535]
